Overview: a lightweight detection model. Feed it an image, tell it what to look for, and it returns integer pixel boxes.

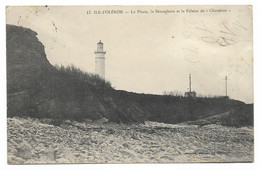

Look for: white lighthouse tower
[94,40,106,79]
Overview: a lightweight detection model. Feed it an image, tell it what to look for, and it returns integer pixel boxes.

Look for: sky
[6,6,253,103]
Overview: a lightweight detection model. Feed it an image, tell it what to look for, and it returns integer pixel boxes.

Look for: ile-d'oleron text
[86,10,123,15]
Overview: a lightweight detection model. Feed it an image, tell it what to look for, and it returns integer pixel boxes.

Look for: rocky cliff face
[7,24,54,118]
[7,24,253,126]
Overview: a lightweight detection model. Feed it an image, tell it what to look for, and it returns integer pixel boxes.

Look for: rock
[13,138,23,144]
[8,153,25,164]
[56,157,71,163]
[106,129,115,135]
[120,150,135,158]
[16,140,35,160]
[94,117,108,124]
[122,143,129,148]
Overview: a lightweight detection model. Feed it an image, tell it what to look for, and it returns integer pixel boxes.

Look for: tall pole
[225,75,227,96]
[189,74,191,92]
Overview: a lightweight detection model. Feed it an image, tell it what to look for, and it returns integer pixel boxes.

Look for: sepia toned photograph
[6,5,253,164]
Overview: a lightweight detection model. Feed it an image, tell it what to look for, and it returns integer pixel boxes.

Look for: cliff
[6,24,253,127]
[6,24,145,123]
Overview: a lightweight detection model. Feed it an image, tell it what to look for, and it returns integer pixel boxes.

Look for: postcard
[6,5,253,164]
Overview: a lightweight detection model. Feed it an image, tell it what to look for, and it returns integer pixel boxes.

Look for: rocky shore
[7,117,253,164]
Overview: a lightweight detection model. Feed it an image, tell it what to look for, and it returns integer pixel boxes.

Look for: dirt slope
[184,104,253,127]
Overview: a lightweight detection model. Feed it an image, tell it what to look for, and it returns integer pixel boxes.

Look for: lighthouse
[94,40,106,79]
